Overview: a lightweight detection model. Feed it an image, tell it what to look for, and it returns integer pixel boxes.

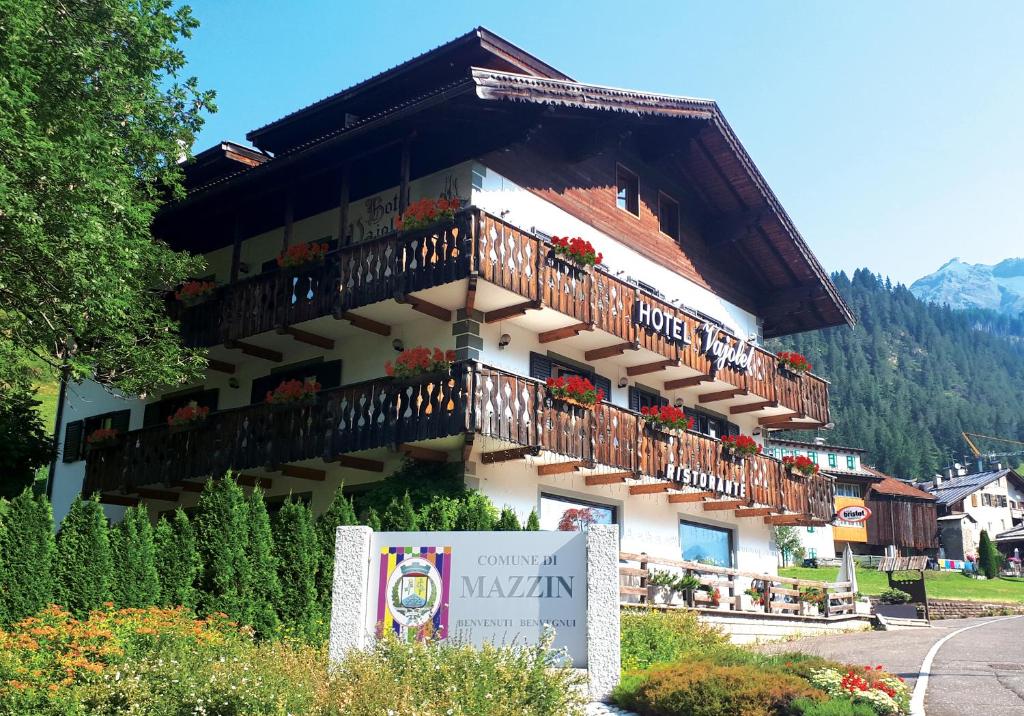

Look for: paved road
[758,616,1024,715]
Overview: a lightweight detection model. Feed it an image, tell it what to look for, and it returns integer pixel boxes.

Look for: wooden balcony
[85,363,833,523]
[175,207,829,425]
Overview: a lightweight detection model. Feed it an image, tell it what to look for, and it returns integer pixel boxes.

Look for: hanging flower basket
[174,280,216,307]
[85,428,121,452]
[777,351,812,377]
[167,401,210,433]
[545,376,603,412]
[386,347,455,385]
[265,378,321,411]
[721,434,762,462]
[276,242,329,272]
[783,455,820,477]
[640,405,694,438]
[395,197,460,233]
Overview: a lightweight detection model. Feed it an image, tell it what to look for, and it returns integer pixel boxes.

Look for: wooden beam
[400,444,448,462]
[236,474,273,489]
[337,311,390,336]
[281,188,295,252]
[397,295,450,321]
[699,388,746,404]
[484,300,541,323]
[207,358,236,374]
[664,374,713,390]
[279,326,335,350]
[734,507,775,518]
[539,322,592,344]
[585,471,633,486]
[759,412,800,426]
[666,491,715,503]
[337,455,385,472]
[585,341,636,361]
[629,482,670,495]
[763,422,821,431]
[480,446,539,464]
[229,215,243,283]
[763,514,809,525]
[179,481,205,493]
[398,134,412,213]
[336,162,351,246]
[136,487,179,502]
[730,400,778,415]
[100,493,139,507]
[702,499,745,511]
[465,276,477,314]
[225,339,283,363]
[281,465,327,481]
[627,359,678,377]
[536,461,581,476]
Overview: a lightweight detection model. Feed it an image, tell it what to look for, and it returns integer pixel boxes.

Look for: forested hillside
[768,269,1024,480]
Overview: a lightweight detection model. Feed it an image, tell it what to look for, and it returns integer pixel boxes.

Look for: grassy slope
[780,565,1024,603]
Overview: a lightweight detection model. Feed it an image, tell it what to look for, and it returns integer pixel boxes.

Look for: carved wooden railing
[176,207,829,424]
[83,368,470,495]
[471,365,835,521]
[618,552,857,618]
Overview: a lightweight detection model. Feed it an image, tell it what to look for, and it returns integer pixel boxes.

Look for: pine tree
[978,530,999,579]
[314,486,358,614]
[382,491,418,531]
[154,509,201,608]
[365,507,382,532]
[55,494,112,616]
[273,497,318,640]
[109,505,159,608]
[457,492,497,530]
[246,488,281,638]
[418,497,460,531]
[0,489,56,623]
[525,509,541,531]
[494,506,521,531]
[194,476,251,625]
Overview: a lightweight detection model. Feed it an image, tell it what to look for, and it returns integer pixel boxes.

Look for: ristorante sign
[663,463,747,499]
[631,299,759,374]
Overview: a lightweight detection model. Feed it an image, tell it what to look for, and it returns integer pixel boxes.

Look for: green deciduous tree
[0,0,215,394]
[194,476,251,625]
[108,505,159,608]
[246,488,281,639]
[273,497,318,640]
[154,508,200,608]
[0,387,52,498]
[494,506,522,531]
[55,494,112,615]
[773,526,803,567]
[0,489,56,623]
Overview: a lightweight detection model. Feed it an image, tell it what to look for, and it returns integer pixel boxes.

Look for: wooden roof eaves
[246,27,570,146]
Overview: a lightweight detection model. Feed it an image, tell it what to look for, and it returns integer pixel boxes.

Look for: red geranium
[394,197,461,232]
[277,242,329,269]
[551,236,603,267]
[783,454,820,476]
[85,427,120,446]
[265,378,321,405]
[167,401,210,428]
[778,351,812,374]
[174,280,216,304]
[640,404,694,432]
[545,375,604,408]
[721,434,762,457]
[385,346,456,379]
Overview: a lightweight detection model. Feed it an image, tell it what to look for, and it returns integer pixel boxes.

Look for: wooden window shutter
[62,420,84,463]
[110,410,131,434]
[143,402,160,427]
[592,374,611,403]
[628,387,640,412]
[529,352,552,381]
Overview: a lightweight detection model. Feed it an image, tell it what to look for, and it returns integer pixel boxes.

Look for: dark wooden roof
[182,141,267,188]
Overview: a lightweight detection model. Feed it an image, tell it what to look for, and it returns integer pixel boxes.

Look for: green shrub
[620,607,730,671]
[273,496,319,641]
[878,588,911,604]
[246,488,281,639]
[0,489,55,623]
[55,494,112,616]
[108,505,159,608]
[195,476,252,626]
[792,697,878,716]
[614,660,824,716]
[154,508,200,609]
[525,508,540,530]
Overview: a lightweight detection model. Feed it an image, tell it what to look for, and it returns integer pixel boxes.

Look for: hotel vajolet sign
[632,299,758,374]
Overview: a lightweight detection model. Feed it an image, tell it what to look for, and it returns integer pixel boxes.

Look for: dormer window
[658,192,679,239]
[616,164,638,215]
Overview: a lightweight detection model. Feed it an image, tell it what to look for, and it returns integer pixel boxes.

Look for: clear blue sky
[184,1,1023,285]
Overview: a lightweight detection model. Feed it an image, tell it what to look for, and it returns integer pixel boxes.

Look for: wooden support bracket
[664,374,713,390]
[236,474,273,489]
[336,311,391,336]
[400,294,451,322]
[465,276,477,313]
[666,491,715,503]
[337,455,385,472]
[100,493,140,507]
[539,322,592,344]
[758,412,801,426]
[763,514,808,525]
[702,499,745,511]
[584,341,637,361]
[536,461,581,476]
[400,444,448,462]
[699,388,747,404]
[734,507,775,518]
[225,340,283,363]
[627,359,678,377]
[629,482,671,495]
[730,400,778,415]
[484,300,541,323]
[207,359,236,374]
[585,471,634,486]
[279,326,335,350]
[179,481,205,493]
[480,446,539,464]
[136,487,180,502]
[281,465,327,481]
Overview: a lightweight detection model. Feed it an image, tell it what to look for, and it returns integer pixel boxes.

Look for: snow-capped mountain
[910,258,1024,316]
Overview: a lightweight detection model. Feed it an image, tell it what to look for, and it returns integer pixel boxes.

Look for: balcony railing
[174,207,829,422]
[85,363,834,524]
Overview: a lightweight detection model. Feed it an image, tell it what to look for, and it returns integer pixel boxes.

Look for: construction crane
[961,432,1024,460]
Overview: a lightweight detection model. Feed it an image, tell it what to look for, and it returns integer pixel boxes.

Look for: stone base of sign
[585,524,621,701]
[328,526,373,662]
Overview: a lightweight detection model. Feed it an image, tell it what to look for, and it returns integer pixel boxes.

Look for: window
[679,519,733,568]
[616,165,638,215]
[250,358,341,404]
[539,493,617,531]
[261,237,337,273]
[629,386,667,412]
[809,548,818,558]
[529,352,611,402]
[847,455,856,470]
[144,387,219,427]
[808,451,818,465]
[62,409,131,463]
[835,483,861,498]
[658,193,679,239]
[807,526,815,534]
[684,408,738,440]
[982,494,993,507]
[828,453,838,468]
[971,494,979,507]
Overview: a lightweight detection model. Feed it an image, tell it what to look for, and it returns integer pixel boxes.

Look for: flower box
[175,280,216,307]
[395,197,460,233]
[166,402,209,433]
[386,347,455,381]
[544,249,590,281]
[777,351,812,377]
[265,378,321,410]
[85,428,121,452]
[721,434,762,462]
[640,405,694,438]
[545,376,603,411]
[783,455,820,477]
[277,242,329,272]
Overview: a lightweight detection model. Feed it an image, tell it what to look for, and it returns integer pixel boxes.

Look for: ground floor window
[679,519,733,567]
[539,492,617,532]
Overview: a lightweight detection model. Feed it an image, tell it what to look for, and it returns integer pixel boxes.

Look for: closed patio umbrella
[837,543,859,595]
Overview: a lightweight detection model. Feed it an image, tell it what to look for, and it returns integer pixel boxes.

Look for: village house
[765,438,938,561]
[49,28,854,577]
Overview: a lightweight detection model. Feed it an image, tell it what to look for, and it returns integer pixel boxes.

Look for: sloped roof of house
[863,467,937,501]
[995,524,1024,542]
[920,468,1021,507]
